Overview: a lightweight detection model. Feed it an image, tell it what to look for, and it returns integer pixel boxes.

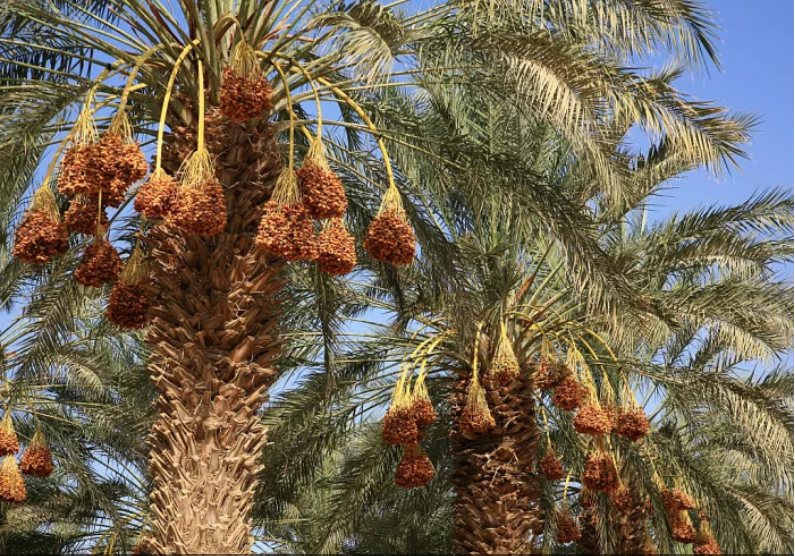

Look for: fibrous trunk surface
[578,507,602,554]
[617,500,650,554]
[145,114,283,554]
[452,373,542,554]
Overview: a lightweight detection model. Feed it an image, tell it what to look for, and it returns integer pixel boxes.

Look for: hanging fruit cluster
[663,486,698,544]
[106,246,151,330]
[168,84,227,237]
[556,508,581,543]
[256,172,319,263]
[460,322,521,435]
[693,518,722,555]
[551,373,586,412]
[609,483,636,513]
[135,170,177,219]
[364,186,416,265]
[75,237,124,288]
[537,403,568,482]
[488,322,519,385]
[18,430,55,478]
[171,179,227,236]
[411,372,437,430]
[249,78,351,273]
[535,358,569,391]
[0,414,20,456]
[394,444,435,489]
[538,450,566,481]
[316,219,356,275]
[671,510,698,544]
[219,42,273,122]
[64,195,108,236]
[382,376,420,446]
[0,457,26,504]
[171,183,227,236]
[460,356,495,435]
[0,415,55,504]
[57,108,147,204]
[383,363,437,489]
[582,453,619,492]
[663,487,697,512]
[554,474,582,545]
[615,406,649,441]
[11,40,423,345]
[13,187,69,265]
[573,402,612,436]
[297,140,348,220]
[530,339,661,550]
[11,80,154,333]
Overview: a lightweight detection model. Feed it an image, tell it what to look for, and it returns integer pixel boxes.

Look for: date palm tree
[0,0,760,553]
[0,242,153,553]
[250,185,792,554]
[247,105,791,555]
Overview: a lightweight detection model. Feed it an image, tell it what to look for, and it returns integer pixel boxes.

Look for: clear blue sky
[653,0,793,217]
[654,0,794,369]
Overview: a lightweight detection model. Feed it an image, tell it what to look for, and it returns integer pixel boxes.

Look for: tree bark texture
[145,114,284,554]
[452,369,543,554]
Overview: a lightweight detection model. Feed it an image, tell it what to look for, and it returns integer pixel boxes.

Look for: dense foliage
[0,0,791,554]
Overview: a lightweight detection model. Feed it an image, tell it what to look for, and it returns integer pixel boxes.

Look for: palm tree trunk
[452,373,541,554]
[617,501,649,554]
[578,508,602,554]
[145,114,283,554]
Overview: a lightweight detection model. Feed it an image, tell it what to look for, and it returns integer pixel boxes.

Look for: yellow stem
[40,84,148,188]
[620,371,638,408]
[315,77,396,191]
[197,59,206,149]
[402,337,437,381]
[570,333,603,388]
[404,332,452,392]
[571,332,599,362]
[392,363,412,404]
[563,470,573,504]
[278,55,323,138]
[71,51,148,148]
[403,366,414,398]
[214,14,245,42]
[105,532,117,555]
[156,41,201,171]
[297,125,314,142]
[136,511,152,543]
[271,61,295,173]
[540,405,553,449]
[132,215,148,261]
[583,327,619,363]
[115,45,162,123]
[416,333,450,380]
[409,334,441,362]
[472,321,484,384]
[571,330,618,405]
[391,321,449,395]
[73,52,151,142]
[2,366,9,398]
[398,319,446,365]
